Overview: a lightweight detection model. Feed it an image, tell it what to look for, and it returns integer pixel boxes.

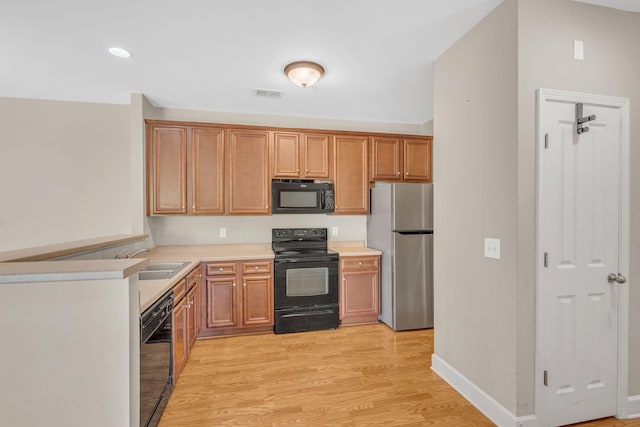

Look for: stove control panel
[272,228,327,240]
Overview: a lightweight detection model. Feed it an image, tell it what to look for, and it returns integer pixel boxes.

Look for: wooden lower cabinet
[200,259,273,337]
[339,255,380,325]
[172,265,202,382]
[172,296,188,379]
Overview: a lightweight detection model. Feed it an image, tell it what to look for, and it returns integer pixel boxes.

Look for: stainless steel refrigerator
[367,183,433,330]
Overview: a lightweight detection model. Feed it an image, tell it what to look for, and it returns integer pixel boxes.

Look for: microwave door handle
[320,191,325,209]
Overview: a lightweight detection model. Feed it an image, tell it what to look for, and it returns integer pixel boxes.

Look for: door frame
[535,88,630,423]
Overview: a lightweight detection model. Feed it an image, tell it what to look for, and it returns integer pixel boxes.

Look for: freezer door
[393,232,433,330]
[392,183,433,231]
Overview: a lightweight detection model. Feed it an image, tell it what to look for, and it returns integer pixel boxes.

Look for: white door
[538,90,628,426]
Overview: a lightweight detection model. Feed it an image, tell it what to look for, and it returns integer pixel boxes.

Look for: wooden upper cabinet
[227,129,270,214]
[149,126,187,214]
[370,136,432,183]
[334,135,369,214]
[302,133,331,178]
[191,127,225,214]
[272,132,300,178]
[403,138,432,182]
[272,132,331,179]
[370,136,402,181]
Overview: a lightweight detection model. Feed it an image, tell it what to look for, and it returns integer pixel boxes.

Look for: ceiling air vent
[254,88,283,98]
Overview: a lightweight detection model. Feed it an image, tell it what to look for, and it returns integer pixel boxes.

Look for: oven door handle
[280,310,335,318]
[275,257,336,264]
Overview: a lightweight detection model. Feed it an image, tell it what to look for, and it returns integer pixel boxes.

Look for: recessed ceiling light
[108,47,132,59]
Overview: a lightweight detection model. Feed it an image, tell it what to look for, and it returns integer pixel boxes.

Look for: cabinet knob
[254,266,259,270]
[219,268,223,271]
[306,169,309,173]
[233,282,236,287]
[296,169,300,173]
[405,172,408,175]
[396,172,400,176]
[358,262,362,266]
[243,282,246,287]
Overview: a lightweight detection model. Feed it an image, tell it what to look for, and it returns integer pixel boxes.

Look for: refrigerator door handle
[394,230,434,235]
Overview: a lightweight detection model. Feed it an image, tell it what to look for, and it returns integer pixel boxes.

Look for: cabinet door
[241,274,273,327]
[370,136,402,181]
[149,126,187,214]
[341,271,379,325]
[172,297,188,381]
[334,135,369,214]
[272,132,300,178]
[403,138,432,182]
[186,284,199,349]
[191,127,225,214]
[205,276,238,329]
[302,134,331,178]
[227,130,270,214]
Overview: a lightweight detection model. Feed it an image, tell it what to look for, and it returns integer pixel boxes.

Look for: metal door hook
[576,103,596,135]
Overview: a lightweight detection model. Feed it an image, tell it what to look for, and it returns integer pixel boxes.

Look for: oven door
[274,257,338,309]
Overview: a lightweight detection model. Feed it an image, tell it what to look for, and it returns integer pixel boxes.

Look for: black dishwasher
[140,291,173,427]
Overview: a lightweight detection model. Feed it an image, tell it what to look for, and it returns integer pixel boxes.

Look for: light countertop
[0,234,147,262]
[0,240,380,314]
[0,258,149,284]
[138,242,381,313]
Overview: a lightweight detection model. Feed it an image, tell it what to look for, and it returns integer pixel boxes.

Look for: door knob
[608,273,627,284]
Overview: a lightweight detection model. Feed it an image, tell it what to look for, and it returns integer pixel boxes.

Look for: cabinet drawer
[206,262,237,276]
[241,260,272,275]
[340,256,379,272]
[186,266,201,290]
[173,278,187,303]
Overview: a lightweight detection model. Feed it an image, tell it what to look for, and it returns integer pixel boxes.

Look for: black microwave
[272,180,334,214]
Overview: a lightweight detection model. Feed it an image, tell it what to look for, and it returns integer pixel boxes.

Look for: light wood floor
[159,324,640,426]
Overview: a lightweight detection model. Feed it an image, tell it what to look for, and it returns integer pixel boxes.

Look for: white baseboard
[627,395,640,419]
[431,354,538,427]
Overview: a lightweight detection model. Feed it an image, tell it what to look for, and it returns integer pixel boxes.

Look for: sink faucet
[115,248,150,259]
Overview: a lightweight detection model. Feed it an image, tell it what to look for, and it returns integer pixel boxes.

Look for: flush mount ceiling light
[284,61,325,88]
[108,47,132,58]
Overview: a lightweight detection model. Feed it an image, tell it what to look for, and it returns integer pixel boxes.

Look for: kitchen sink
[142,262,190,271]
[138,262,190,280]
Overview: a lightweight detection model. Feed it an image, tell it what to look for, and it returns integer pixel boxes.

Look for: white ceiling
[0,0,636,125]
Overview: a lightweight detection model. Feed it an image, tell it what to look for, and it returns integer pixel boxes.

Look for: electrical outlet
[331,226,339,236]
[484,238,501,260]
[219,228,227,238]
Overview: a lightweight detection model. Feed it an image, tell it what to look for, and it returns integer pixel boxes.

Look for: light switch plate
[331,226,339,236]
[484,238,501,260]
[219,228,227,238]
[574,40,584,60]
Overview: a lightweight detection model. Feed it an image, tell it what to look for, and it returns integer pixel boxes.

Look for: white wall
[517,0,640,401]
[0,277,139,427]
[0,97,132,251]
[433,0,519,414]
[147,214,366,246]
[434,0,640,418]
